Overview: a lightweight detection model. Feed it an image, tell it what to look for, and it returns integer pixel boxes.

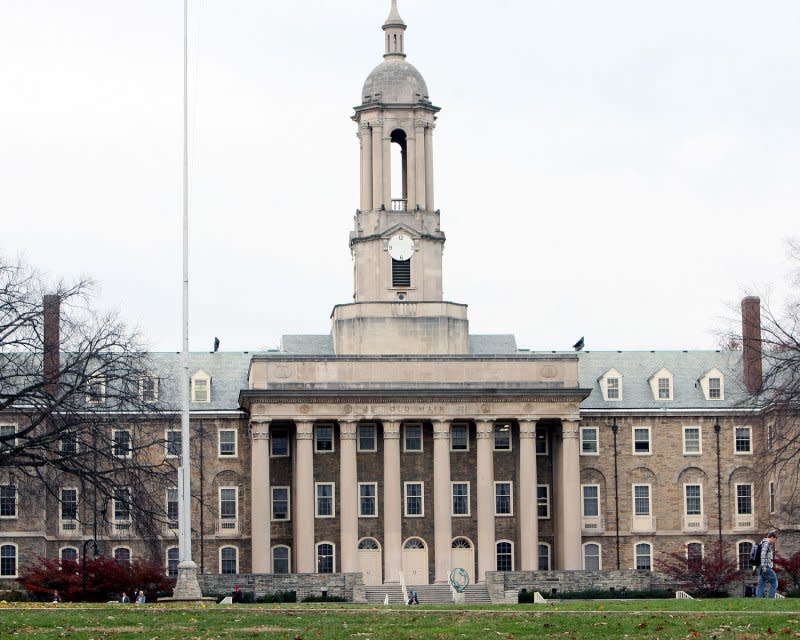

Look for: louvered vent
[392,259,411,287]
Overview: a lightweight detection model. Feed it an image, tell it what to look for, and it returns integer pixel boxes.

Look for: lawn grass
[0,599,797,639]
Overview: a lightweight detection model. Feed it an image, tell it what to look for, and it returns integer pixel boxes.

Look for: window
[583,543,601,571]
[735,426,752,454]
[404,481,424,517]
[687,542,703,571]
[404,424,422,451]
[700,369,725,400]
[317,542,335,573]
[684,484,702,516]
[358,424,377,452]
[112,429,132,458]
[218,429,237,457]
[538,543,551,571]
[633,484,651,516]
[683,426,701,455]
[737,541,754,571]
[495,481,513,516]
[166,488,178,527]
[191,370,210,403]
[60,431,78,455]
[315,424,334,452]
[359,483,377,517]
[736,484,753,515]
[632,427,651,454]
[708,378,721,399]
[536,430,548,455]
[658,378,671,399]
[496,541,513,571]
[650,368,673,401]
[450,424,468,451]
[165,430,181,458]
[635,542,652,570]
[0,424,15,450]
[315,482,335,518]
[580,427,598,455]
[392,258,411,287]
[60,547,78,564]
[272,546,290,574]
[452,482,470,516]
[582,485,599,518]
[86,377,105,404]
[271,428,289,457]
[537,485,550,519]
[606,377,620,400]
[271,486,290,521]
[60,488,78,521]
[219,487,238,522]
[113,487,131,523]
[769,481,776,514]
[767,423,775,449]
[0,544,17,577]
[0,485,16,518]
[140,376,158,402]
[114,547,131,565]
[493,424,511,451]
[166,547,179,577]
[220,546,238,574]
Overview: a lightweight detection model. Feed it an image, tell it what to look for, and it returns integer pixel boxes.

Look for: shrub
[519,588,674,601]
[255,590,297,603]
[301,594,347,603]
[19,556,174,603]
[776,550,800,595]
[656,541,740,597]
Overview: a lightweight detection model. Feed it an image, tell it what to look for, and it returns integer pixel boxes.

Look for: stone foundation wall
[197,573,366,603]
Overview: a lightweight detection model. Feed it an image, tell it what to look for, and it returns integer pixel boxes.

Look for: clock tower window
[390,129,408,211]
[392,258,411,287]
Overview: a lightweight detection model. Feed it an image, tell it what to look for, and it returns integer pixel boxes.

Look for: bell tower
[331,1,469,355]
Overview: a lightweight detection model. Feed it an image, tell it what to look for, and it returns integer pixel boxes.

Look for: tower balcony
[391,198,407,211]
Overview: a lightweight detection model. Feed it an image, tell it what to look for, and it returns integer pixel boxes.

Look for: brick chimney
[741,296,762,394]
[43,294,60,393]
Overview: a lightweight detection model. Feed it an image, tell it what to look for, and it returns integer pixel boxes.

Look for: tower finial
[382,0,407,58]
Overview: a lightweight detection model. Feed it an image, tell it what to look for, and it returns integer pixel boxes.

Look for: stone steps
[461,584,492,603]
[406,584,454,604]
[364,584,406,604]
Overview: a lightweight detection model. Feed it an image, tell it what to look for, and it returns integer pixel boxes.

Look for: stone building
[0,1,796,594]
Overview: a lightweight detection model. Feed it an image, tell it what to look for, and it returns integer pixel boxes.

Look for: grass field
[1,599,798,639]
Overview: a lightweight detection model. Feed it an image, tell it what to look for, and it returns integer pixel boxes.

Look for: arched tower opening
[390,128,408,211]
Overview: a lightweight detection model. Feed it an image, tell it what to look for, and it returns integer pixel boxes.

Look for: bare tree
[0,256,177,555]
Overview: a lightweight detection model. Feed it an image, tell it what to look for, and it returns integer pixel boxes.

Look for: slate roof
[280,334,518,356]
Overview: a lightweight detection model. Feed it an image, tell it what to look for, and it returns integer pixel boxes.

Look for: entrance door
[450,537,474,585]
[402,537,429,585]
[358,538,383,586]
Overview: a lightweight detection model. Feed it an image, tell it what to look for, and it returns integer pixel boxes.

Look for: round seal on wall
[480,404,491,414]
[299,404,310,414]
[343,404,353,414]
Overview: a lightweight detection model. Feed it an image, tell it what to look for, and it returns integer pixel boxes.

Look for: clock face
[388,233,415,261]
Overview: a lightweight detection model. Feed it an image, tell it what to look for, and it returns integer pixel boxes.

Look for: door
[358,538,383,585]
[402,537,429,585]
[450,537,474,586]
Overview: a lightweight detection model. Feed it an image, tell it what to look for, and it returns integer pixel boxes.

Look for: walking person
[755,531,779,598]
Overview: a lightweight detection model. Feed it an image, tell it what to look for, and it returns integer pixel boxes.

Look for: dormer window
[191,370,211,403]
[699,369,725,401]
[140,375,159,402]
[649,368,674,401]
[86,377,106,404]
[598,368,623,401]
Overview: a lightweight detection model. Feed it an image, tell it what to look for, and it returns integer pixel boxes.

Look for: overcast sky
[2,1,798,353]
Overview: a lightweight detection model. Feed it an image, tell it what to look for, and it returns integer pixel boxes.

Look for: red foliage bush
[19,555,174,602]
[776,550,800,594]
[656,541,741,597]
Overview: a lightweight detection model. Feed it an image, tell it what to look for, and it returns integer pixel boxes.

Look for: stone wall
[486,570,664,603]
[197,572,366,603]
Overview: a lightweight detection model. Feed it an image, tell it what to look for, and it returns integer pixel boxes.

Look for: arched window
[272,545,291,574]
[220,546,238,574]
[687,542,703,571]
[0,544,17,577]
[496,540,513,571]
[404,537,426,550]
[390,129,408,210]
[451,537,472,549]
[166,547,179,577]
[60,547,78,565]
[113,547,131,566]
[538,543,551,571]
[358,538,380,550]
[635,542,652,571]
[583,543,601,571]
[737,541,754,571]
[317,542,335,573]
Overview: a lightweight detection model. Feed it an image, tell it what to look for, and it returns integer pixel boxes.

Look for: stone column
[518,419,538,571]
[476,420,495,582]
[432,419,452,583]
[383,420,402,583]
[556,420,582,569]
[382,127,392,209]
[294,420,315,573]
[359,123,372,211]
[250,421,271,573]
[415,120,426,209]
[372,119,384,210]
[424,124,435,211]
[406,126,417,209]
[339,421,359,573]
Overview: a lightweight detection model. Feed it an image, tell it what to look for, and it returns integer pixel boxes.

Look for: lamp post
[611,418,621,570]
[81,538,98,601]
[714,420,724,558]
